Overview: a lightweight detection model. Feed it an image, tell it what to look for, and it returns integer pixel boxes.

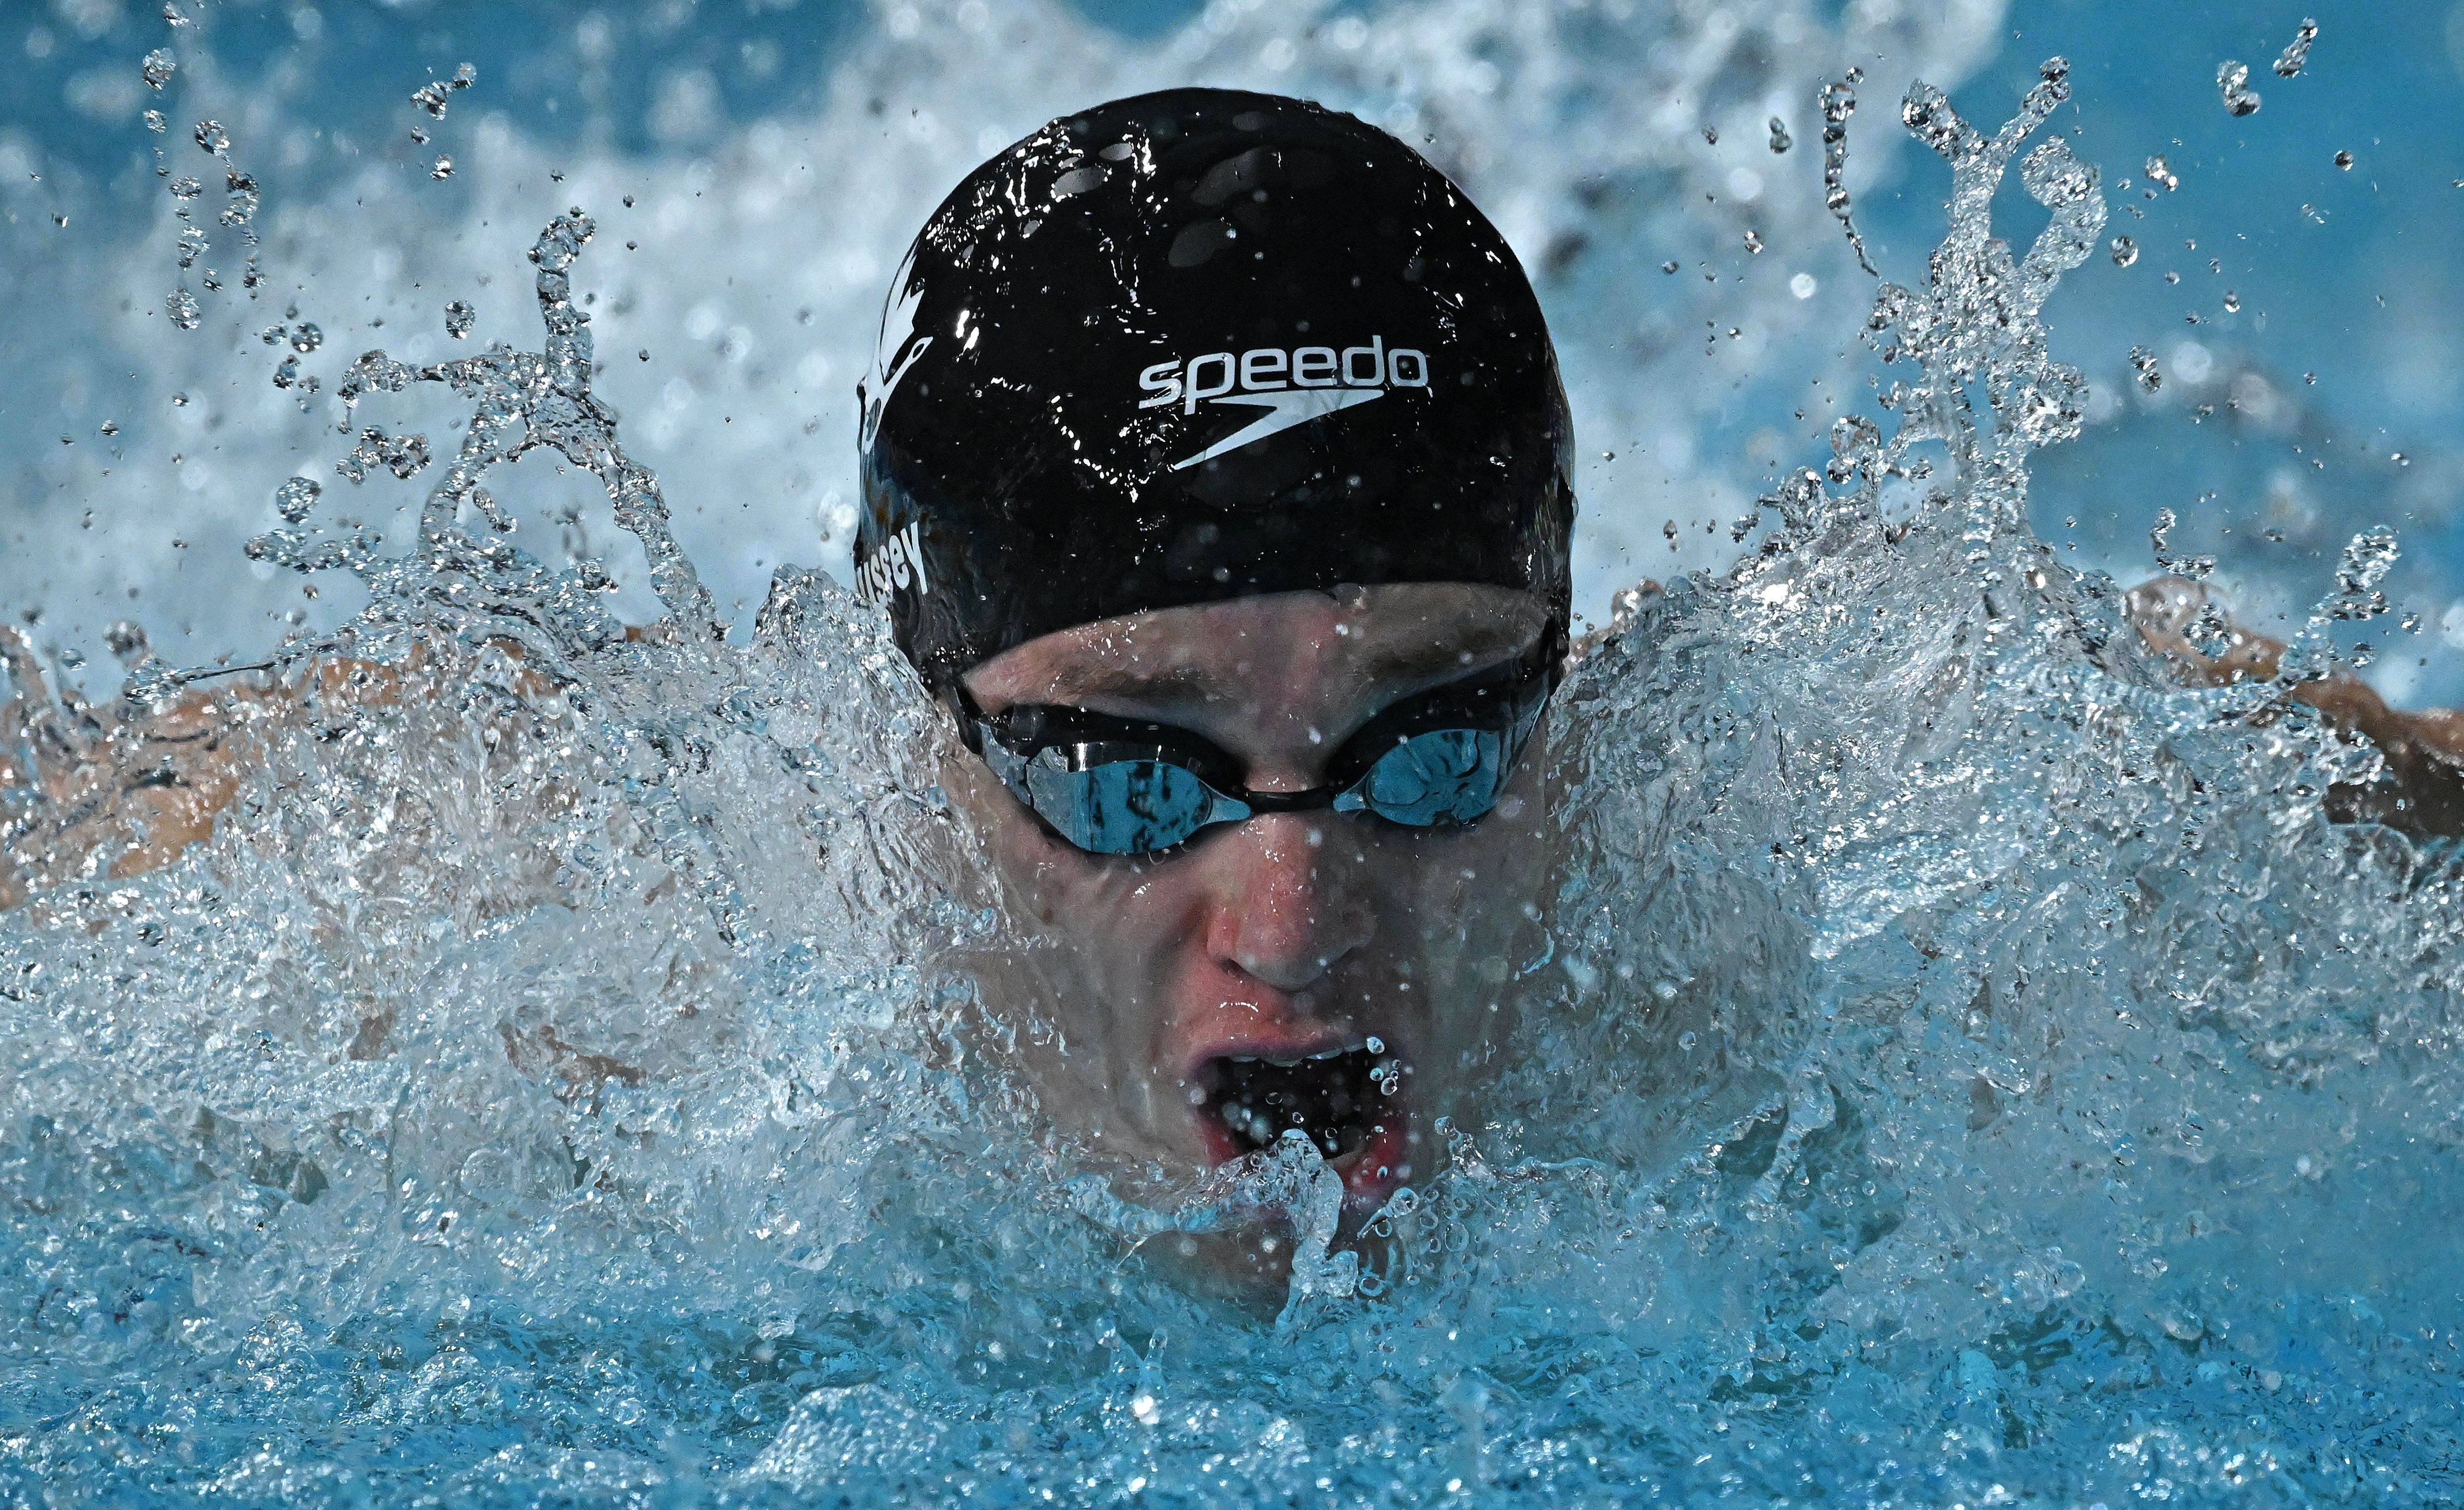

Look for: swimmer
[858,90,1574,1219]
[4,90,2458,1220]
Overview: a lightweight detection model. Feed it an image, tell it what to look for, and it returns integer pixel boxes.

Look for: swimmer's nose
[1206,812,1371,996]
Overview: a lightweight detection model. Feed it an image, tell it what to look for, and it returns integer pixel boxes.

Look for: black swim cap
[853,88,1574,693]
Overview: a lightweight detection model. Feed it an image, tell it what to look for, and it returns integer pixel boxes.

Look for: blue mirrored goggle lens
[1007,728,1512,855]
[1334,728,1508,827]
[1020,756,1229,855]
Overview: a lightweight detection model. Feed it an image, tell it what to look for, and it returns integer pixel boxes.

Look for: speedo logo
[854,520,929,605]
[1139,336,1433,472]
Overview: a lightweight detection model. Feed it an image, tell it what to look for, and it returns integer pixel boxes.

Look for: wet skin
[945,583,1558,1224]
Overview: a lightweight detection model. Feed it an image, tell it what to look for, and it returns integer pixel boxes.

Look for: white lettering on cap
[1136,336,1438,470]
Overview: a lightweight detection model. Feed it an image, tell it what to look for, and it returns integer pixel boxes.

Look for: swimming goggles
[953,637,1558,858]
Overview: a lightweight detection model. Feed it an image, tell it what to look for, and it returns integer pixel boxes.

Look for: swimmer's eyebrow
[1018,628,1530,709]
[1018,661,1215,705]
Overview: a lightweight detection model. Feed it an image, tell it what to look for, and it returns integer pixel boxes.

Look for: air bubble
[2334,150,2353,169]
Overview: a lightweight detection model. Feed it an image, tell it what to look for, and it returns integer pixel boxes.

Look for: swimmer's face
[948,583,1556,1222]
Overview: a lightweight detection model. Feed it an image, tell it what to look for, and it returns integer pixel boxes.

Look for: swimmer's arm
[0,644,268,909]
[2128,576,2464,838]
[0,633,578,908]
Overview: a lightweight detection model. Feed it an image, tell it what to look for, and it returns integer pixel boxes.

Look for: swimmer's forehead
[964,583,1543,713]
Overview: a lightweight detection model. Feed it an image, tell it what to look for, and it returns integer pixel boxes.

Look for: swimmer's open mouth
[1198,1047,1399,1164]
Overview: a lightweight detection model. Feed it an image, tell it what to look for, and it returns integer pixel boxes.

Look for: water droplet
[2109,235,2137,267]
[2274,18,2318,77]
[1701,124,1718,145]
[169,175,201,200]
[2128,344,2161,393]
[2216,60,2261,116]
[192,119,227,155]
[169,391,189,406]
[98,420,118,436]
[409,66,476,120]
[140,49,176,89]
[1767,116,1791,154]
[432,157,455,179]
[274,476,322,522]
[2303,370,2318,384]
[289,322,322,353]
[1790,271,1817,299]
[1661,260,1678,273]
[2222,291,2240,313]
[2144,154,2179,191]
[445,300,476,339]
[2333,149,2353,169]
[2164,269,2181,284]
[1742,228,1762,254]
[142,108,166,133]
[165,286,200,330]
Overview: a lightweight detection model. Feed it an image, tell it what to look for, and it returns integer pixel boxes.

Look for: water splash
[1818,70,1879,276]
[8,24,2464,1510]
